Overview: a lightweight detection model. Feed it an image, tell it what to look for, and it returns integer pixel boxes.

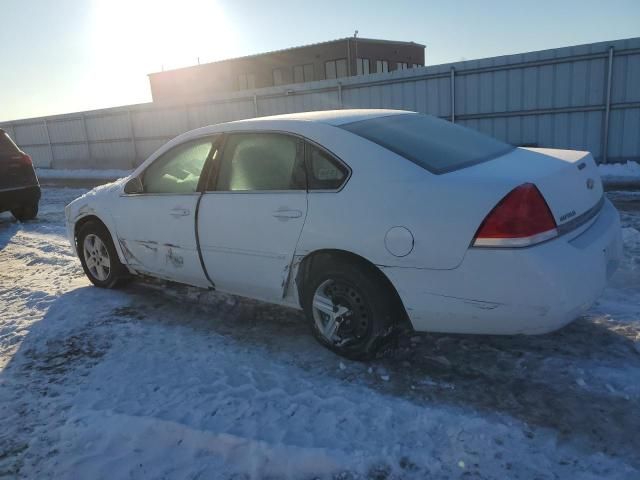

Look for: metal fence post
[43,119,54,169]
[338,82,343,109]
[450,67,456,123]
[127,109,138,168]
[253,94,259,117]
[602,46,614,164]
[80,113,91,162]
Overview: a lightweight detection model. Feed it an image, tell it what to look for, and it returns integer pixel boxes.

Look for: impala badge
[586,178,595,190]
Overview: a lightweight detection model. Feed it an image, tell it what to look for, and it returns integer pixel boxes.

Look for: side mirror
[124,177,144,194]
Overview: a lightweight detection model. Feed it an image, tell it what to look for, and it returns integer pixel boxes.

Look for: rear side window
[341,113,513,174]
[0,131,21,156]
[216,133,305,191]
[306,143,348,190]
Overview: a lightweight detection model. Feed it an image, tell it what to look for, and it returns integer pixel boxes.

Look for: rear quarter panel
[282,122,512,271]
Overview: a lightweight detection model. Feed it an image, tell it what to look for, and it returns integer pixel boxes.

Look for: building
[148,37,425,103]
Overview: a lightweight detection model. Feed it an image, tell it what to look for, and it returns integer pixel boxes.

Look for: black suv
[0,128,40,221]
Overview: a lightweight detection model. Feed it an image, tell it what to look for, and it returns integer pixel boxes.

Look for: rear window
[341,113,513,174]
[0,131,21,156]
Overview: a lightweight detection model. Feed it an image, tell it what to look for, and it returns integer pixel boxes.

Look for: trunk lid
[456,147,603,228]
[519,147,603,227]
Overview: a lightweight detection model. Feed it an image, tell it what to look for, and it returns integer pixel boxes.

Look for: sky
[1,0,639,122]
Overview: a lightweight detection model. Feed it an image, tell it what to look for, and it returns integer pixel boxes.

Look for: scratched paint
[166,248,184,268]
[118,239,141,265]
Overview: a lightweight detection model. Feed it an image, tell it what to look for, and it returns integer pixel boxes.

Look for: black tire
[77,220,129,288]
[302,256,400,360]
[11,203,38,221]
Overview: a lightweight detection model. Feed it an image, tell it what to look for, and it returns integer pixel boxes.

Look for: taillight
[473,183,558,247]
[11,153,33,166]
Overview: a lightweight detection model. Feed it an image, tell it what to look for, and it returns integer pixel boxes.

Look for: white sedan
[65,109,623,359]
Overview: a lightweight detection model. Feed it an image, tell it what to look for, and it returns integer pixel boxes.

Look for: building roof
[148,37,425,76]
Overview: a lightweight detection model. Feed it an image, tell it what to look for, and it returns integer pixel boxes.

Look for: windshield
[341,113,513,174]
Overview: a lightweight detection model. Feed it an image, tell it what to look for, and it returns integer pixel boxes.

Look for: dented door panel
[112,194,210,288]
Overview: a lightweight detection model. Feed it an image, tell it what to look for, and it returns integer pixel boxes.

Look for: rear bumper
[382,199,623,335]
[0,185,41,213]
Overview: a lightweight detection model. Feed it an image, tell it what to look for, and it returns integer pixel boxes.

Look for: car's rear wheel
[302,256,399,360]
[77,221,129,288]
[11,203,38,221]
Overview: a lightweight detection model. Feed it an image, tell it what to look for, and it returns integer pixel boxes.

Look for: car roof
[230,109,411,127]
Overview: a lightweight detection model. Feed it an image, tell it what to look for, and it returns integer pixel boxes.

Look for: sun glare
[86,0,241,106]
[91,0,239,73]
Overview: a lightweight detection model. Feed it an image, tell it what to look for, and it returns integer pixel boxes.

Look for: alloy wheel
[83,234,111,282]
[311,279,371,346]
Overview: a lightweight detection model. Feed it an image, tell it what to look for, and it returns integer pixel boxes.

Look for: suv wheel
[11,203,38,221]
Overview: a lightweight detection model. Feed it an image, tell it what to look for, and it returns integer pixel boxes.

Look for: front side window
[216,133,305,191]
[143,139,213,194]
[306,143,348,190]
[341,113,513,174]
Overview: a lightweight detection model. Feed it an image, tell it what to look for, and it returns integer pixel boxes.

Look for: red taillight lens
[21,154,33,166]
[12,153,33,166]
[473,183,558,247]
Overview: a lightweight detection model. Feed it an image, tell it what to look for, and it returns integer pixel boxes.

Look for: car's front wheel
[302,256,400,360]
[11,203,38,221]
[77,221,129,288]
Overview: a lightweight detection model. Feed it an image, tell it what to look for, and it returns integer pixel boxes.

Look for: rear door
[197,132,308,302]
[0,130,36,190]
[113,136,217,287]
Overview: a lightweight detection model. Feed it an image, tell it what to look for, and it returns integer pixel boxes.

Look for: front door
[198,132,308,302]
[113,137,216,287]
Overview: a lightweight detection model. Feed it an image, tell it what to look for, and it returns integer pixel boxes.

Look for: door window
[215,133,305,191]
[143,139,213,194]
[306,143,349,190]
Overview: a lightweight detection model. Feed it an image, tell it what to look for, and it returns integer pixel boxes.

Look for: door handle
[170,208,190,217]
[272,209,302,219]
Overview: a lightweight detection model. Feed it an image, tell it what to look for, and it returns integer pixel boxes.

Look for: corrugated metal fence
[2,36,639,169]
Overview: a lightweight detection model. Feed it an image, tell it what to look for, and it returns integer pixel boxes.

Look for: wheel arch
[294,248,411,330]
[73,214,128,265]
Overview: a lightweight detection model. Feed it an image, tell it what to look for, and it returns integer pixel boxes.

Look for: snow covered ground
[1,188,639,479]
